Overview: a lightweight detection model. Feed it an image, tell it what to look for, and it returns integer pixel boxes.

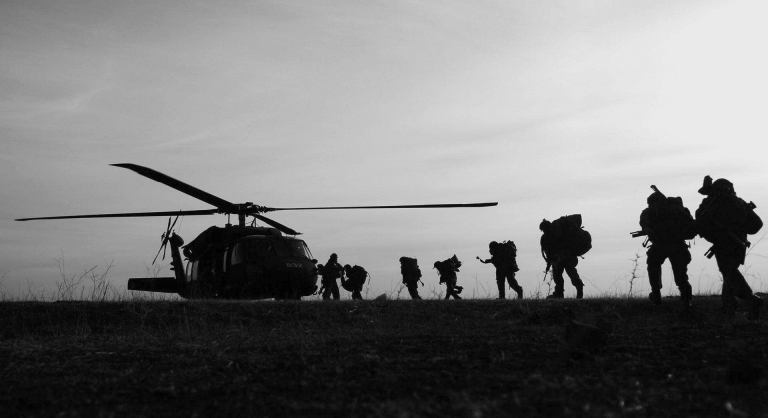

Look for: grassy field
[1,296,766,417]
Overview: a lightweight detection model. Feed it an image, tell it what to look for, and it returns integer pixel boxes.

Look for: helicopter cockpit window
[285,240,312,259]
[270,240,292,257]
[245,239,274,261]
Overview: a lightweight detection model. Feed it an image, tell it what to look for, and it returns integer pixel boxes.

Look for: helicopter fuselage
[129,226,319,299]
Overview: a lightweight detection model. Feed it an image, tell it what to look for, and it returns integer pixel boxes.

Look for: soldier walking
[320,253,343,300]
[399,257,423,300]
[695,176,763,319]
[434,255,463,300]
[635,186,697,305]
[477,241,523,299]
[540,215,592,299]
[342,264,368,300]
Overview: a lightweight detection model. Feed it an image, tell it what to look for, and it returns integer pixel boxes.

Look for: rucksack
[697,195,763,240]
[341,265,367,291]
[500,240,517,259]
[551,214,592,257]
[399,257,422,279]
[350,265,367,282]
[663,196,697,240]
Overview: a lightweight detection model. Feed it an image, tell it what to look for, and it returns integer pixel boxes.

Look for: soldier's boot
[576,285,584,299]
[679,283,693,307]
[649,289,662,305]
[498,282,506,299]
[514,286,523,300]
[546,292,564,300]
[747,295,763,320]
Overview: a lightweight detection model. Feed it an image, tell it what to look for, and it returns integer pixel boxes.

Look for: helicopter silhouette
[16,164,497,300]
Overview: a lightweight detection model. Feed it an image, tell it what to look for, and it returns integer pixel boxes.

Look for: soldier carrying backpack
[477,240,523,299]
[635,185,697,306]
[342,264,368,300]
[399,257,423,300]
[540,214,591,299]
[695,176,763,319]
[433,254,463,300]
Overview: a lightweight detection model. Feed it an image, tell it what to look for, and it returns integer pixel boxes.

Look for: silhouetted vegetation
[1,297,766,417]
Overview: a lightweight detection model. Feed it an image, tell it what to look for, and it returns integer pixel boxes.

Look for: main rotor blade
[253,214,301,236]
[266,202,498,211]
[111,163,236,211]
[16,209,218,221]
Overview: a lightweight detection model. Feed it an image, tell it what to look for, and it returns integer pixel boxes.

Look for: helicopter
[16,164,497,300]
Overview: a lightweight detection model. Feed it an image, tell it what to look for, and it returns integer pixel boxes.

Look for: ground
[0,296,766,417]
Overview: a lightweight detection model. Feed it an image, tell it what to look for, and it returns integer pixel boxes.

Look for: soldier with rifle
[477,241,523,299]
[631,185,697,306]
[320,253,344,300]
[399,257,423,300]
[695,176,763,319]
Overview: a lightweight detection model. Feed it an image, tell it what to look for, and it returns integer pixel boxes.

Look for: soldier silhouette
[540,215,591,299]
[695,176,763,319]
[434,255,463,300]
[342,264,367,300]
[637,186,697,306]
[320,253,343,300]
[399,257,423,300]
[477,241,523,299]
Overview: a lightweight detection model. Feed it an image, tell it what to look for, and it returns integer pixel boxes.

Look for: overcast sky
[2,0,767,300]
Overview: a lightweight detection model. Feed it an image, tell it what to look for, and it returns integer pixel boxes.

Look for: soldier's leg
[716,252,762,318]
[495,269,506,299]
[321,280,332,300]
[352,290,362,300]
[407,283,422,300]
[646,248,664,304]
[564,256,584,299]
[669,249,692,304]
[715,253,740,314]
[506,272,523,299]
[331,282,340,300]
[547,259,565,299]
[448,281,461,299]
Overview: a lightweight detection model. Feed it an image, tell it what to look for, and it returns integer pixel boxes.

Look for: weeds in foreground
[625,251,644,299]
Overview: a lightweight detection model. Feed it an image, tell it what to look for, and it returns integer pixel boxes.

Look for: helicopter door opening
[186,261,198,282]
[231,243,243,265]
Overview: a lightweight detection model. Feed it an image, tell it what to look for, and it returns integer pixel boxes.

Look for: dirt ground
[0,296,766,417]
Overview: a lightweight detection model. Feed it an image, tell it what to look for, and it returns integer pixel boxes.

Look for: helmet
[712,178,735,195]
[647,191,665,206]
[539,219,551,232]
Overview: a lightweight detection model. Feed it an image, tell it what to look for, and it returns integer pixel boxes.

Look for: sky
[2,0,768,300]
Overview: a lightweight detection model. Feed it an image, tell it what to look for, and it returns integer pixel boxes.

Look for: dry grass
[1,296,766,417]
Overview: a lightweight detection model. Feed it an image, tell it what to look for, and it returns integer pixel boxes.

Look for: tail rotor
[153,215,180,265]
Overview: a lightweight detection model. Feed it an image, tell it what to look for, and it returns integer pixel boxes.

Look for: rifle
[650,184,665,199]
